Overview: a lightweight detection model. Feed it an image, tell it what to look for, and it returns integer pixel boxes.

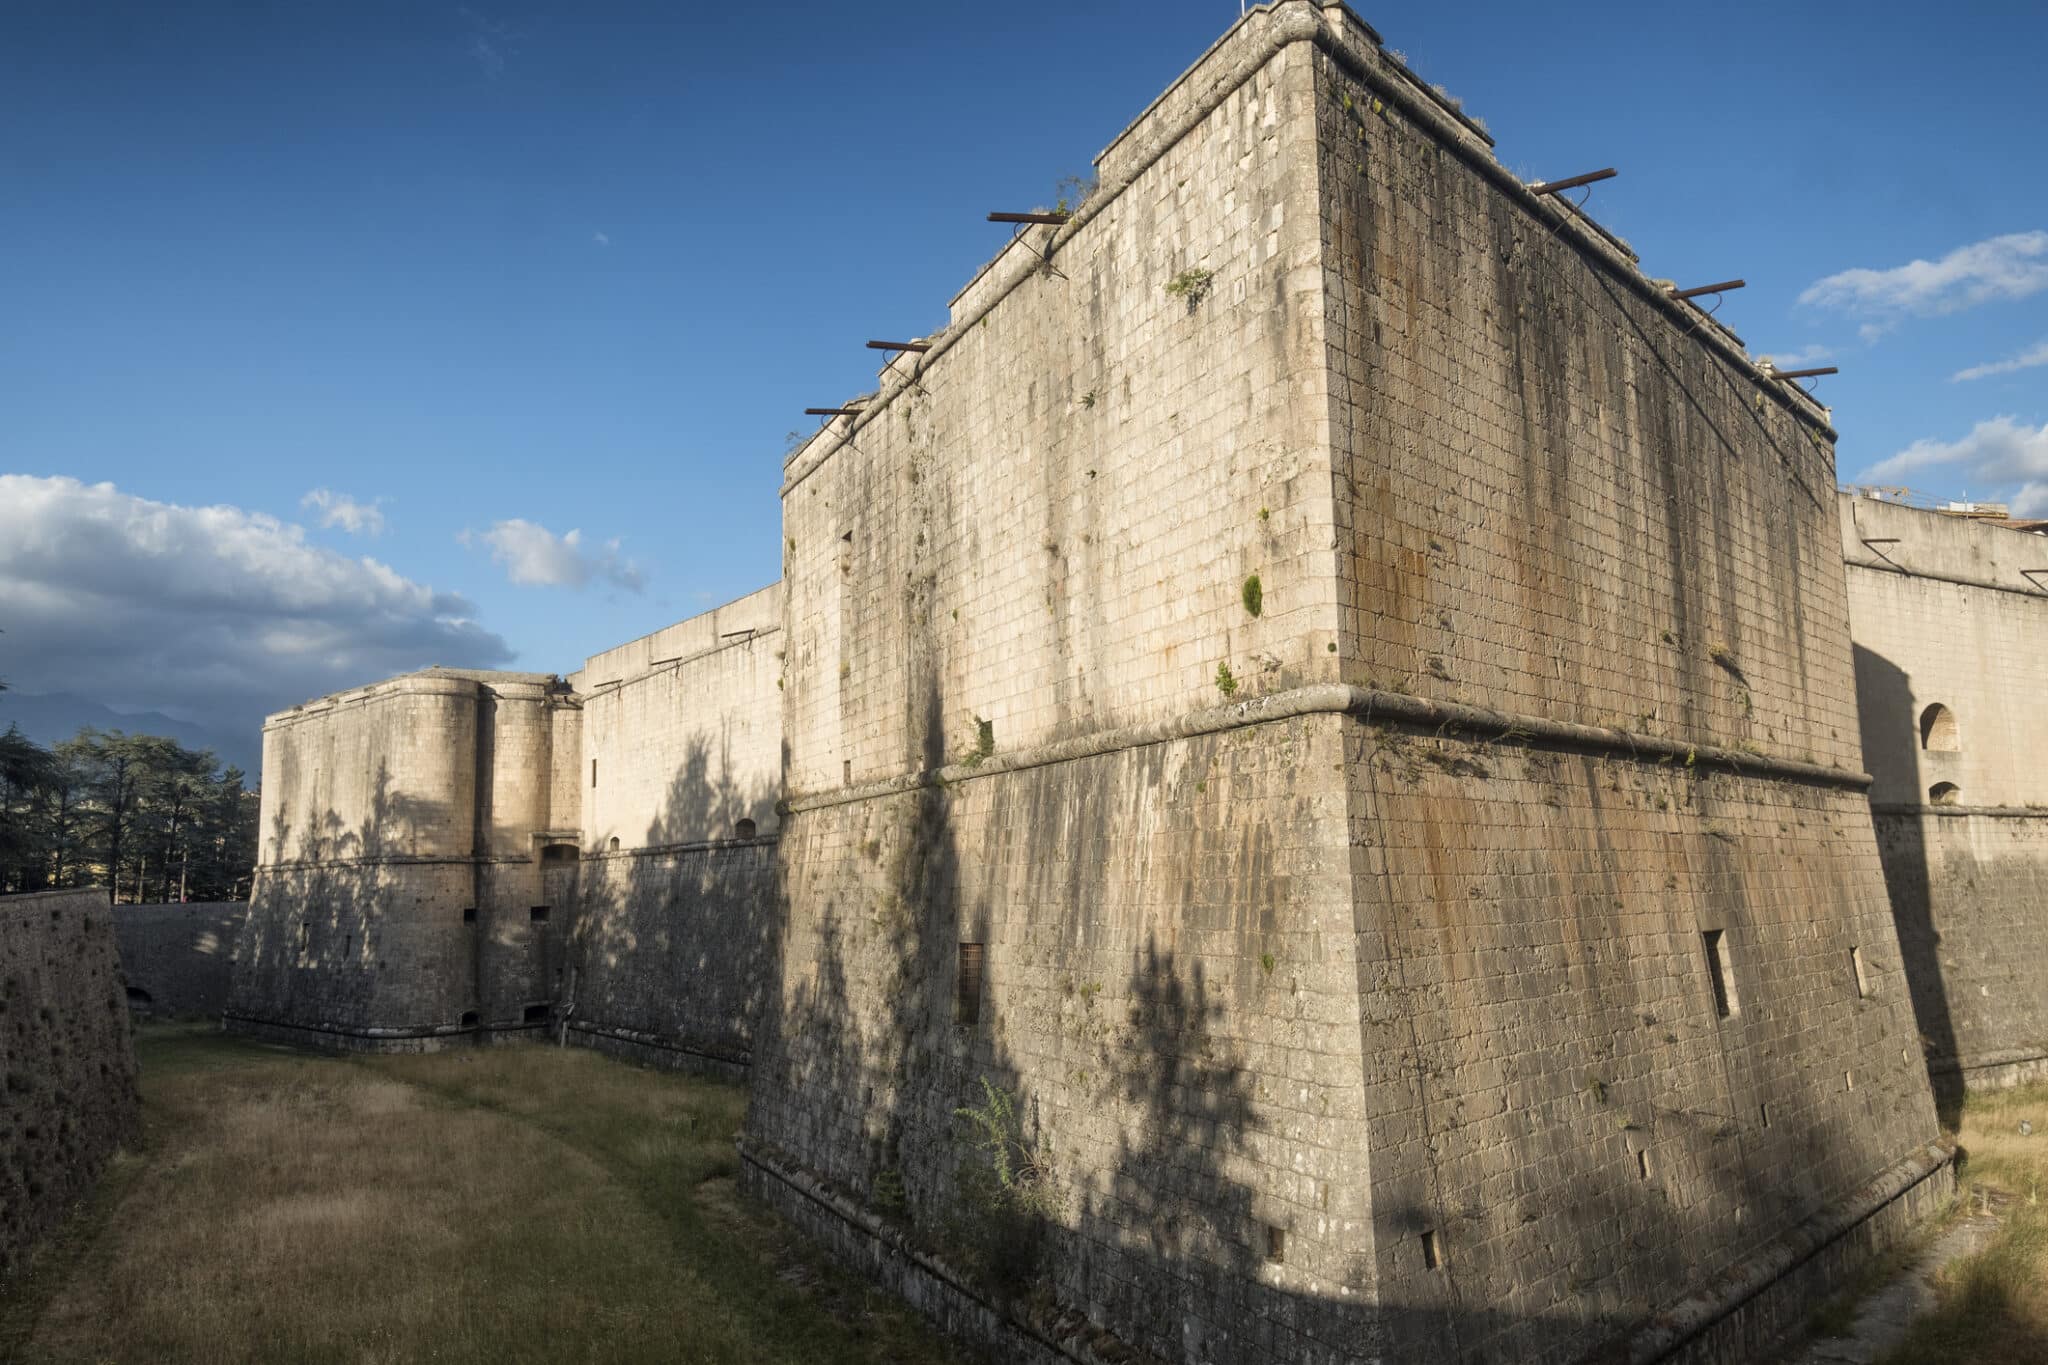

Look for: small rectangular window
[530,905,550,924]
[1421,1229,1442,1271]
[1264,1225,1286,1264]
[462,906,477,924]
[956,942,984,1026]
[523,1004,551,1024]
[1636,1149,1652,1181]
[1851,946,1871,998]
[1702,929,1738,1018]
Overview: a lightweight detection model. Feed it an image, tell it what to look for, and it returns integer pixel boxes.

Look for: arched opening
[125,985,153,1007]
[608,836,620,852]
[1920,703,1959,752]
[459,1010,479,1028]
[736,818,757,839]
[1930,782,1962,806]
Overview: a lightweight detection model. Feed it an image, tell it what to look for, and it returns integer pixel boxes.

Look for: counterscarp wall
[0,888,139,1278]
[111,903,246,1019]
[1843,493,2048,1103]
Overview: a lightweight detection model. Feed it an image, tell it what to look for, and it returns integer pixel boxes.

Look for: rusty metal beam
[1670,279,1746,300]
[987,211,1070,225]
[1528,168,1616,196]
[1773,366,1839,380]
[865,340,931,353]
[804,407,865,417]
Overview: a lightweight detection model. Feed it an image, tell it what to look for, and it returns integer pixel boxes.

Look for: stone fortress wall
[111,902,247,1018]
[1843,492,2048,1103]
[743,5,1946,1365]
[563,585,782,1074]
[216,4,2048,1363]
[224,589,784,1070]
[226,667,578,1048]
[0,888,139,1278]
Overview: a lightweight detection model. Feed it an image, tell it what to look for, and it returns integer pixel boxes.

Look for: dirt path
[1784,1197,2006,1365]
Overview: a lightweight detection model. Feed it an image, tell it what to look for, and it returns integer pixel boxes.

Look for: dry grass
[1879,1082,2048,1364]
[1,1025,975,1365]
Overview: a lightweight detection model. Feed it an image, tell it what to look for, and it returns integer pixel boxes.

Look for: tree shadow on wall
[1855,643,1964,1126]
[234,760,452,1026]
[566,727,781,1068]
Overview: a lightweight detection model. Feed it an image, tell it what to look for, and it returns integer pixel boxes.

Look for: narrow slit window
[1421,1229,1442,1271]
[1702,929,1738,1018]
[591,758,598,787]
[530,905,550,925]
[1637,1149,1652,1181]
[1760,1102,1771,1128]
[1265,1224,1286,1264]
[956,942,985,1026]
[1851,946,1871,998]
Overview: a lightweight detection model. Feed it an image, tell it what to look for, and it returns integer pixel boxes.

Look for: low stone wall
[0,888,140,1277]
[111,902,246,1019]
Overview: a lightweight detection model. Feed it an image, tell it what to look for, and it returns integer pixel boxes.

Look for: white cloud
[1758,344,1835,369]
[0,474,512,740]
[300,487,387,536]
[461,519,645,592]
[593,231,610,247]
[1800,231,2048,333]
[458,6,514,78]
[1859,416,2048,516]
[1953,339,2048,383]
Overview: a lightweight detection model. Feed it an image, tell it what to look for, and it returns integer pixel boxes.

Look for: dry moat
[0,1025,976,1365]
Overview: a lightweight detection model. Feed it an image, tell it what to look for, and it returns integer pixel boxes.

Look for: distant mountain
[0,691,260,777]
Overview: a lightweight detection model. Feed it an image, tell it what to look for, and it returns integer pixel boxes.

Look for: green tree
[0,724,59,892]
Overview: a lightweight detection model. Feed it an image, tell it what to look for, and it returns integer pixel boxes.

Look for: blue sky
[2,0,2044,752]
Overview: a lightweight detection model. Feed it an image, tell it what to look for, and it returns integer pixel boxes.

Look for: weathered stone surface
[225,589,783,1069]
[110,902,246,1019]
[746,5,1947,1363]
[1843,493,2048,1101]
[0,888,139,1278]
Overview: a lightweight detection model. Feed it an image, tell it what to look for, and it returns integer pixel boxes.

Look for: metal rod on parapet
[1772,366,1839,381]
[1670,279,1746,300]
[986,211,1071,225]
[865,341,932,353]
[1528,168,1617,196]
[804,407,865,417]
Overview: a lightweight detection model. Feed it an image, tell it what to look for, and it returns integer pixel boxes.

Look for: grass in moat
[0,1023,976,1365]
[1876,1081,2048,1364]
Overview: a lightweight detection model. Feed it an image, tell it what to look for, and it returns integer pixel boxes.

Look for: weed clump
[1165,267,1215,311]
[948,1078,1065,1299]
